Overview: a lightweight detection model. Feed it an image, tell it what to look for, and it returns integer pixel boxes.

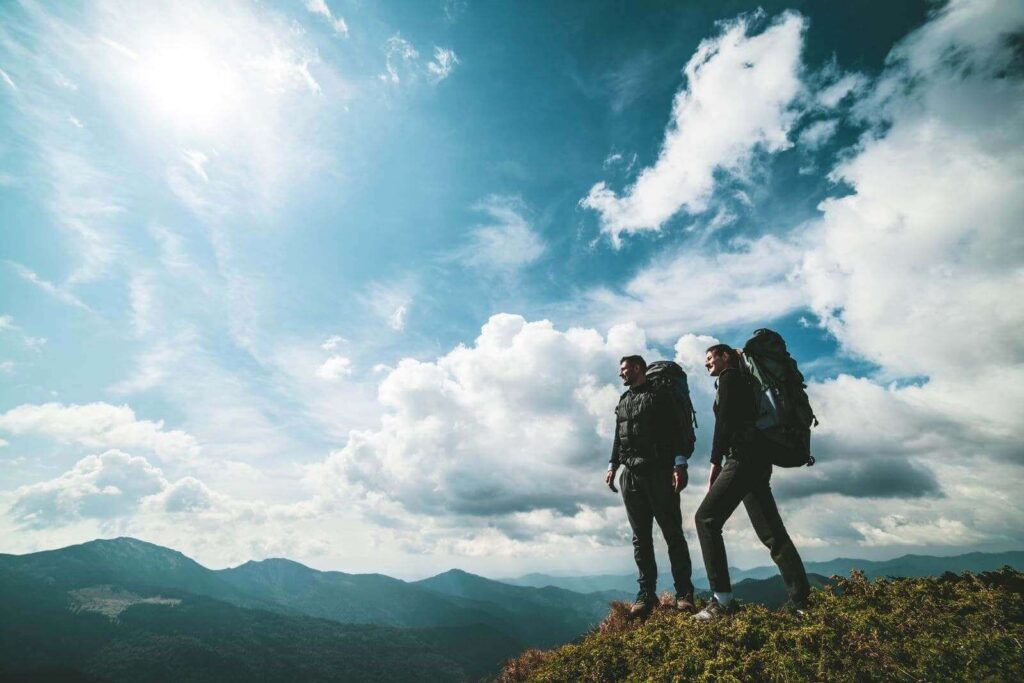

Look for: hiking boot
[674,593,696,614]
[628,594,657,619]
[692,598,736,621]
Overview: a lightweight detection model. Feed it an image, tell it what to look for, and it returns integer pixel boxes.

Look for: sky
[1,0,1022,580]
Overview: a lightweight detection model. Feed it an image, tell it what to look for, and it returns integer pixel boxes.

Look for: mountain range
[502,549,1024,594]
[2,538,1021,682]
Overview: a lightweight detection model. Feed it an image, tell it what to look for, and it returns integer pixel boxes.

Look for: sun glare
[135,39,240,132]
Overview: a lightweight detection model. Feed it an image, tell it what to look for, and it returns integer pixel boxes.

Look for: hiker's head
[704,344,738,377]
[619,355,647,387]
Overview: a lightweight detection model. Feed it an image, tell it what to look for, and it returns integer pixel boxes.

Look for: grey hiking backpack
[740,329,818,468]
[645,360,698,457]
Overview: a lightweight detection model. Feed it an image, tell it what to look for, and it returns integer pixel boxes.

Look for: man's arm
[651,389,689,492]
[606,404,622,491]
[710,371,739,466]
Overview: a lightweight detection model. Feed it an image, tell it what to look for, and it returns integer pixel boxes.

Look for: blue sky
[1,0,1022,578]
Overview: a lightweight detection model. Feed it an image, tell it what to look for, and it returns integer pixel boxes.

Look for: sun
[134,38,240,133]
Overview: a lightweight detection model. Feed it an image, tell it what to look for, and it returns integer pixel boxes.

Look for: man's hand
[605,469,618,493]
[708,463,722,491]
[672,465,688,493]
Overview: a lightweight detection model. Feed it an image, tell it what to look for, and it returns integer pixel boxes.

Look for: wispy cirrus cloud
[457,195,545,274]
[427,46,459,82]
[6,262,93,312]
[381,35,458,85]
[305,0,348,37]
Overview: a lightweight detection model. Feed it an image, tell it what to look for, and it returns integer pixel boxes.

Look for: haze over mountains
[503,550,1024,594]
[2,538,1021,682]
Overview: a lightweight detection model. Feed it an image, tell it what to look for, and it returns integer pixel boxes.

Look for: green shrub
[498,568,1024,682]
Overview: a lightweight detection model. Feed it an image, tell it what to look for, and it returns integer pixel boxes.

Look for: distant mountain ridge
[0,537,629,682]
[2,539,1021,682]
[502,549,1024,593]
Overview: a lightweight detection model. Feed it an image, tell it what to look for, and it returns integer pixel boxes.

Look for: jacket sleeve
[710,371,740,465]
[610,402,622,468]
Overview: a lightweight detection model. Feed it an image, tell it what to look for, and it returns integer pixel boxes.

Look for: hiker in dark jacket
[605,355,696,618]
[693,344,810,621]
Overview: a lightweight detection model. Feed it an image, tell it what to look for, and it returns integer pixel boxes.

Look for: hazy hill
[0,537,265,608]
[0,566,468,682]
[415,569,624,647]
[504,550,1024,593]
[217,557,516,631]
[499,568,1024,682]
[0,538,624,680]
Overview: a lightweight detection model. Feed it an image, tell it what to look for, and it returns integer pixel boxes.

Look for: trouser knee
[694,508,721,535]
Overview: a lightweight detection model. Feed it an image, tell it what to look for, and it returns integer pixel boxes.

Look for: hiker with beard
[692,344,811,621]
[605,355,696,618]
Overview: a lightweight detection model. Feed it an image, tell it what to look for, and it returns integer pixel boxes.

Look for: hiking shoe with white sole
[692,598,737,621]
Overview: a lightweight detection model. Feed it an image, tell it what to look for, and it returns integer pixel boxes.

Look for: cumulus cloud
[581,11,806,245]
[9,450,167,528]
[313,314,652,551]
[316,354,352,380]
[458,195,545,273]
[802,0,1024,382]
[0,402,200,461]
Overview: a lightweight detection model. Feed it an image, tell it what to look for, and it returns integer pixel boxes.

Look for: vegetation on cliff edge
[499,568,1024,682]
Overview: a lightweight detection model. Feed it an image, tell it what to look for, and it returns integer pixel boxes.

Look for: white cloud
[313,314,653,551]
[581,11,806,245]
[0,402,201,462]
[797,119,838,150]
[7,262,94,311]
[584,234,805,341]
[9,450,168,529]
[800,0,1024,380]
[182,149,209,182]
[316,355,352,380]
[816,72,867,109]
[320,335,345,351]
[851,515,985,547]
[366,279,415,332]
[459,195,545,273]
[380,35,418,84]
[427,46,459,82]
[0,67,17,90]
[0,361,13,373]
[305,0,348,37]
[673,333,720,376]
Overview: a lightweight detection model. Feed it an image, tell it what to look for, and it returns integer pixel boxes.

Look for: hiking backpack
[645,360,698,457]
[739,329,818,468]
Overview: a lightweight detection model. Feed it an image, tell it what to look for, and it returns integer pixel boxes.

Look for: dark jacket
[610,382,686,471]
[710,367,758,465]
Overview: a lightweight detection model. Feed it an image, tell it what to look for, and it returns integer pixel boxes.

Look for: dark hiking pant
[620,466,694,599]
[694,455,810,604]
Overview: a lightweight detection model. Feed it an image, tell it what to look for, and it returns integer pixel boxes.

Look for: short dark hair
[619,355,647,371]
[705,344,739,368]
